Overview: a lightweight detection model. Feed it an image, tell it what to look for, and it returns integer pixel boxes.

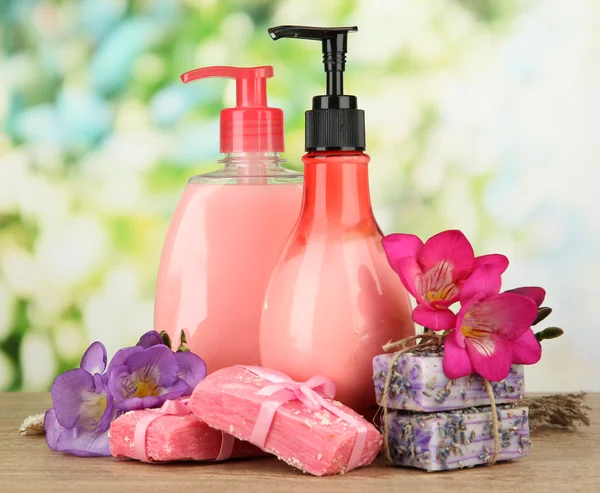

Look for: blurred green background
[1,0,598,392]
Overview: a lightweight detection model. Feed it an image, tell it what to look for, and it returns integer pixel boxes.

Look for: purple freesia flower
[44,331,207,457]
[108,344,206,411]
[44,342,115,457]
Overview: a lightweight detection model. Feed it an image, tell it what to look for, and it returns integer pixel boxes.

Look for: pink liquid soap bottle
[155,66,303,372]
[260,27,415,415]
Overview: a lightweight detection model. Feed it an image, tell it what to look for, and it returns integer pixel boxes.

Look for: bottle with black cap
[260,26,415,416]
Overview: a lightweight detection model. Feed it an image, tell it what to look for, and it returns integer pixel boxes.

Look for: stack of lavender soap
[373,351,531,471]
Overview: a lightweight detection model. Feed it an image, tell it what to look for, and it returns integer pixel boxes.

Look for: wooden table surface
[2,393,599,492]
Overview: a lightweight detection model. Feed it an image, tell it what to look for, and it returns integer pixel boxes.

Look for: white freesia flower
[20,332,57,391]
[0,281,15,342]
[78,131,167,213]
[0,150,31,212]
[0,351,15,391]
[34,214,107,287]
[54,322,86,361]
[18,175,70,228]
[1,247,39,297]
[83,265,154,358]
[26,282,71,331]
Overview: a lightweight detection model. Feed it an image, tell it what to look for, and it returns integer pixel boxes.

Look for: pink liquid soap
[155,179,302,372]
[260,152,414,416]
[155,65,302,373]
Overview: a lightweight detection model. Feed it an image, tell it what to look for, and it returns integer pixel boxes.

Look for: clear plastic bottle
[154,66,302,372]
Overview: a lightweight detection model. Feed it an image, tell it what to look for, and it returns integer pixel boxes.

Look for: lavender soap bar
[385,405,530,471]
[373,352,524,412]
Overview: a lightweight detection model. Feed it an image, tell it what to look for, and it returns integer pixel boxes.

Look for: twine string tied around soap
[380,333,500,466]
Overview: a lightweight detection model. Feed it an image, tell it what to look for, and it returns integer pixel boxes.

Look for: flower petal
[136,331,164,349]
[114,374,191,411]
[93,374,116,432]
[412,304,456,331]
[392,256,421,300]
[462,293,538,340]
[161,378,190,399]
[465,334,513,382]
[505,287,546,308]
[416,261,461,307]
[442,330,473,379]
[474,253,509,274]
[44,408,64,451]
[108,346,182,411]
[115,395,164,411]
[47,383,112,457]
[107,365,133,403]
[455,293,484,334]
[126,345,179,387]
[174,351,207,388]
[511,329,542,365]
[460,264,503,304]
[80,342,107,375]
[51,369,96,429]
[382,233,423,261]
[106,346,143,374]
[417,230,475,278]
[55,426,111,457]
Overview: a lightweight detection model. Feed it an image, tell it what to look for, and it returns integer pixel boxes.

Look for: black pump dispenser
[268,25,365,151]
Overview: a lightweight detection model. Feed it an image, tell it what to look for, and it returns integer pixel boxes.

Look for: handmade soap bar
[109,407,266,462]
[373,352,525,412]
[189,366,382,476]
[385,405,530,471]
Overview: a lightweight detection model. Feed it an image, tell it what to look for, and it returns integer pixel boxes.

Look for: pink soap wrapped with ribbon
[189,366,383,476]
[109,398,266,462]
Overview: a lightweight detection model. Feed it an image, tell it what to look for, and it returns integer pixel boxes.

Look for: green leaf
[533,307,552,326]
[180,330,187,345]
[535,327,564,342]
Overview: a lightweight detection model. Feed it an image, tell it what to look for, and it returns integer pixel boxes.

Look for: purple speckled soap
[373,352,525,412]
[385,405,530,471]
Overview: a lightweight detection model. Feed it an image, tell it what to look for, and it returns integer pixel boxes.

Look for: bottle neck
[189,151,302,183]
[300,151,376,226]
[219,152,284,172]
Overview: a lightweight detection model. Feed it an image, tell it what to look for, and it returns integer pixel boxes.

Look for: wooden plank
[2,393,598,492]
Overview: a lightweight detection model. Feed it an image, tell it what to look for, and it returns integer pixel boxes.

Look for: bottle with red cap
[154,66,303,373]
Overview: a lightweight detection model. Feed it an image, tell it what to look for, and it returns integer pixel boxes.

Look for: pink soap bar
[189,366,383,476]
[109,408,266,462]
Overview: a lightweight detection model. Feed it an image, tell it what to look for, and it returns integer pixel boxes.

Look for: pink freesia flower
[443,265,543,381]
[382,230,508,330]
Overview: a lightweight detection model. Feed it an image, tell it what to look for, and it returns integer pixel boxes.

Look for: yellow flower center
[461,310,496,356]
[79,392,107,430]
[419,261,458,305]
[133,378,161,398]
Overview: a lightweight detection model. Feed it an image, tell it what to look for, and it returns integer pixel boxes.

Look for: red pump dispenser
[181,66,284,153]
[154,65,302,373]
[260,27,415,416]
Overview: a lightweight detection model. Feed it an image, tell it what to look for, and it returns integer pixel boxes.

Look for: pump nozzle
[180,65,283,153]
[181,66,273,107]
[268,26,357,97]
[268,26,364,151]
